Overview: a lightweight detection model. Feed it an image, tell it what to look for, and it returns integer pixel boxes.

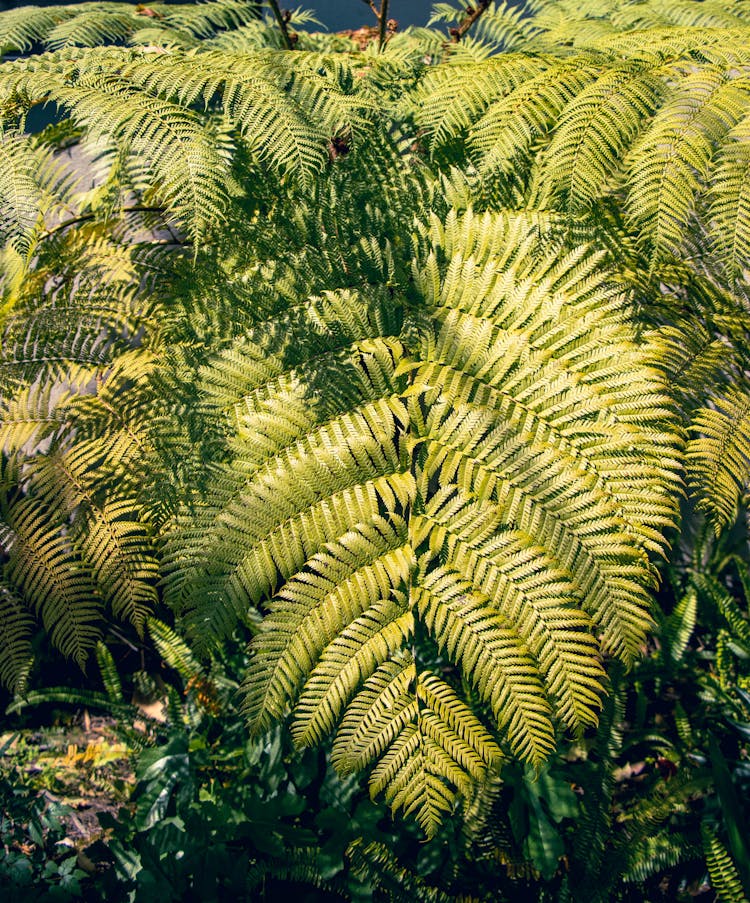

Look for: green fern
[0,1,261,56]
[4,494,102,666]
[702,822,749,903]
[687,388,750,532]
[2,0,746,844]
[414,22,750,275]
[185,206,683,834]
[0,579,34,695]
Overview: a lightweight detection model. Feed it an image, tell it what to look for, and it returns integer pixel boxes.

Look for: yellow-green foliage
[702,823,748,903]
[0,0,747,836]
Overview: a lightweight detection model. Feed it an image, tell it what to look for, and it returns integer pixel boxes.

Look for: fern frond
[702,822,748,903]
[0,5,73,56]
[662,586,697,663]
[78,499,158,630]
[347,839,451,903]
[625,66,749,264]
[147,617,204,683]
[706,120,750,284]
[0,380,73,453]
[93,640,124,704]
[687,386,750,530]
[370,671,501,837]
[55,78,235,244]
[0,1,261,56]
[695,573,750,649]
[534,59,668,210]
[470,59,602,201]
[0,579,34,695]
[647,321,735,418]
[622,831,697,884]
[414,566,556,761]
[241,516,414,735]
[411,55,550,153]
[0,130,46,259]
[0,13,699,839]
[291,598,414,747]
[46,9,137,50]
[6,496,101,666]
[414,23,750,275]
[225,207,681,833]
[335,658,501,838]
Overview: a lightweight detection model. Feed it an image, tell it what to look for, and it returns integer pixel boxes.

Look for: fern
[415,22,750,275]
[702,823,749,903]
[185,206,682,834]
[687,387,750,531]
[4,494,102,666]
[347,838,452,902]
[1,0,745,843]
[0,1,261,56]
[0,579,34,695]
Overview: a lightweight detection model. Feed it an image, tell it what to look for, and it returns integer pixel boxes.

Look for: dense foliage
[1,0,749,899]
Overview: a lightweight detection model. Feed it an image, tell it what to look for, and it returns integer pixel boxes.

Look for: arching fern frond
[0,45,375,243]
[414,24,750,275]
[332,656,502,838]
[174,207,684,835]
[0,5,74,56]
[624,65,750,266]
[0,130,46,258]
[706,119,750,285]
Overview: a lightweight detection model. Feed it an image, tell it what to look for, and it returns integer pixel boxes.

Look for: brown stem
[360,0,381,19]
[378,0,389,50]
[450,0,490,42]
[267,0,295,50]
[359,0,391,51]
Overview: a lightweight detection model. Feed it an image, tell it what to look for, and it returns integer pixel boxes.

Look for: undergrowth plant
[1,0,749,897]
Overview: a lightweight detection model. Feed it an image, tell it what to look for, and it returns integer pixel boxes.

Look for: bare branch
[449,0,490,42]
[359,0,393,51]
[378,0,390,50]
[267,0,295,50]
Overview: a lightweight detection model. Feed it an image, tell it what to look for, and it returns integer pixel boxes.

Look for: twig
[267,0,295,50]
[359,0,392,51]
[449,0,490,42]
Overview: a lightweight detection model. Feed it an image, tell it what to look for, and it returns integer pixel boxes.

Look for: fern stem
[360,0,381,21]
[450,0,490,42]
[266,0,295,50]
[359,0,391,51]
[378,0,390,51]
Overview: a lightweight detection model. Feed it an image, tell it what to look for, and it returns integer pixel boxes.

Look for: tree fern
[162,206,682,834]
[1,0,746,844]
